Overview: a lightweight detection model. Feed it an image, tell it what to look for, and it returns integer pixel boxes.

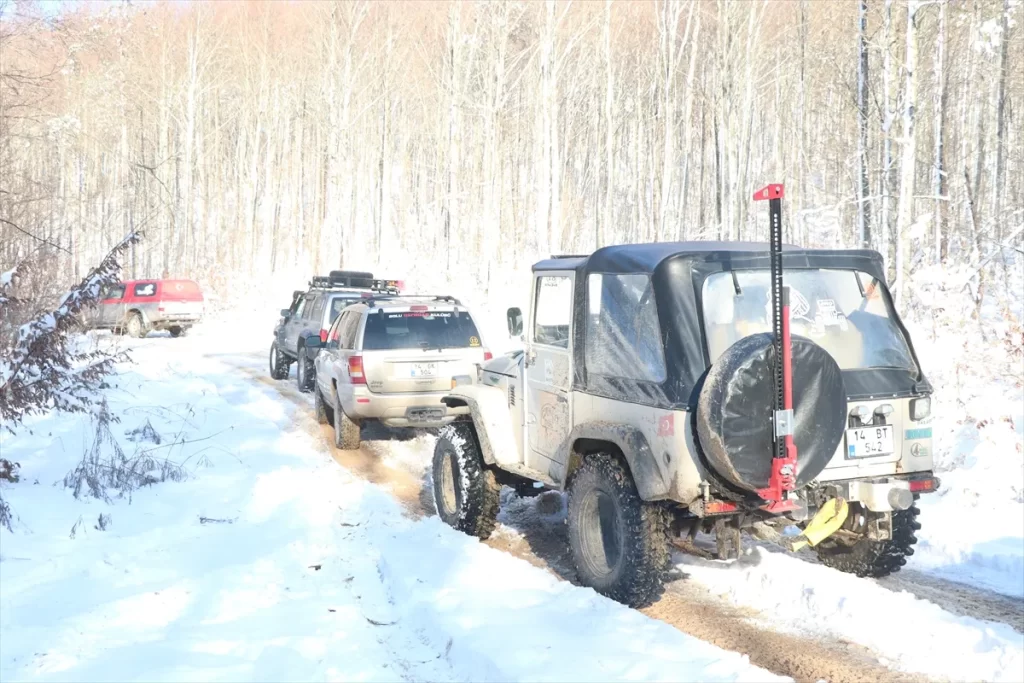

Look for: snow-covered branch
[0,231,142,432]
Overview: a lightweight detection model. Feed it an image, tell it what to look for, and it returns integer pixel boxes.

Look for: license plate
[402,363,437,378]
[846,426,895,458]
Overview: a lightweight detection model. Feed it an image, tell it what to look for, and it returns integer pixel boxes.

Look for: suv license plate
[404,363,437,378]
[846,426,895,458]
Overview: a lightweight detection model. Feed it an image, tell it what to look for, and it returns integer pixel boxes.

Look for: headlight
[911,397,931,421]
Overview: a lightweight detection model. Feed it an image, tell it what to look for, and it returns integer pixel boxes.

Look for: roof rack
[551,254,588,259]
[307,271,402,294]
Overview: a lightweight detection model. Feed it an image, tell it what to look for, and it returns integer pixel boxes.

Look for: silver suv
[306,295,488,450]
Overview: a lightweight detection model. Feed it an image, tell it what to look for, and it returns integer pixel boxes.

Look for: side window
[533,276,572,349]
[341,312,362,349]
[133,282,157,298]
[102,285,125,300]
[585,273,666,383]
[301,296,316,320]
[326,314,345,349]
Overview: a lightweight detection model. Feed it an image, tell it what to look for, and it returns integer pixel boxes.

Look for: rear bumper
[343,388,470,428]
[823,474,940,512]
[150,316,201,330]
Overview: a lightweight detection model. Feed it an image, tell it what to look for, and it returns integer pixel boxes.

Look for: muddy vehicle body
[433,242,938,606]
[84,279,204,338]
[306,295,489,449]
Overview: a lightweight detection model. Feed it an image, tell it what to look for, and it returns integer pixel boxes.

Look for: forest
[0,0,1020,305]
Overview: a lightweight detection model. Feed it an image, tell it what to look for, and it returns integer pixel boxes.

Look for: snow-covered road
[1,315,1021,682]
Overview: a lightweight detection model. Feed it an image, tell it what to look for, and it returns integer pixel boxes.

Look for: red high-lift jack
[753,184,799,514]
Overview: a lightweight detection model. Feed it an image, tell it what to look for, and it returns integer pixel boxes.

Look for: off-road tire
[814,500,921,578]
[269,342,290,380]
[333,394,361,450]
[314,386,329,425]
[567,453,670,608]
[296,349,315,393]
[169,326,185,338]
[126,312,147,339]
[431,423,500,539]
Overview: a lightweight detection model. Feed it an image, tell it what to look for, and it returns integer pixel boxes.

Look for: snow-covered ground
[0,319,779,683]
[2,283,1022,681]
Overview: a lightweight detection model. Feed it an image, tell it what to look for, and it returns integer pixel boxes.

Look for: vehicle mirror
[305,336,323,349]
[507,307,523,337]
[280,309,291,318]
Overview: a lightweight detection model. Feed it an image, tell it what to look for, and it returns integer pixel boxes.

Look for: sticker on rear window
[387,312,452,319]
[469,336,480,347]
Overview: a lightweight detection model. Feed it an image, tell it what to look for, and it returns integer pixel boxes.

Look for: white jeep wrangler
[432,242,938,607]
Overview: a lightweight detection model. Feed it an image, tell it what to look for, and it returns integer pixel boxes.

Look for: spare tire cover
[696,333,846,492]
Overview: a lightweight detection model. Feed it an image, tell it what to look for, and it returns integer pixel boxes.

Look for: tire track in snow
[228,350,1018,682]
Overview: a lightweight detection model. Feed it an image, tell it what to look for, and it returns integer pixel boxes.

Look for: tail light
[158,306,165,313]
[320,329,328,343]
[483,350,493,361]
[909,477,940,493]
[348,356,366,384]
[410,305,428,312]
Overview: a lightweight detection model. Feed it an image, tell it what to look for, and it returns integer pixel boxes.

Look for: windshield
[702,269,917,372]
[363,310,482,351]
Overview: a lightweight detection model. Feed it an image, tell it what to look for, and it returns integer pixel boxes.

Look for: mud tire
[314,385,329,425]
[126,312,147,339]
[431,423,500,540]
[332,394,361,450]
[815,499,921,578]
[567,453,670,608]
[296,349,315,393]
[169,326,185,338]
[269,343,290,380]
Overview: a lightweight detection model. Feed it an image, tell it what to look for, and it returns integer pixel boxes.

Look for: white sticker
[544,358,554,384]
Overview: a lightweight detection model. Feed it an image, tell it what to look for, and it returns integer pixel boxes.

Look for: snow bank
[675,547,1024,682]
[0,328,780,682]
[902,263,1024,598]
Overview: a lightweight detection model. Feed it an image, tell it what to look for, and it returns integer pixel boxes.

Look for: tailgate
[363,351,481,394]
[160,300,203,318]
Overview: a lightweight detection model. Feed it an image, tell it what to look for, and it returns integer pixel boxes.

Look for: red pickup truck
[83,279,204,338]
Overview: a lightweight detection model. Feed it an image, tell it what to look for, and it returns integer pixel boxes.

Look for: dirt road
[231,352,1022,683]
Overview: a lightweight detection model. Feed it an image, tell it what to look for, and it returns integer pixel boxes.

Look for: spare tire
[696,333,846,492]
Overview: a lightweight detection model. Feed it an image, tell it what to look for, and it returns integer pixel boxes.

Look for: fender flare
[559,421,671,501]
[440,385,515,467]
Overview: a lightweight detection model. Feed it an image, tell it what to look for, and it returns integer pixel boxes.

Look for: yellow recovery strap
[784,497,849,552]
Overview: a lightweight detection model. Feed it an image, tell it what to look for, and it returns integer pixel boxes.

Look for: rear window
[362,310,481,351]
[133,282,157,297]
[328,295,362,323]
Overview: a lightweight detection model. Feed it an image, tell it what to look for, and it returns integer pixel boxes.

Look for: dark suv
[269,271,400,392]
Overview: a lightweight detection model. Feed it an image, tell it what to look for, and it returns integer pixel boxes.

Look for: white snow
[674,547,1024,682]
[0,319,780,683]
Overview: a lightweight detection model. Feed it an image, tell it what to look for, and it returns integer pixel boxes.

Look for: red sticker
[658,414,674,437]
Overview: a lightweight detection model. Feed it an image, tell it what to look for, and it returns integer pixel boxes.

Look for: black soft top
[536,242,925,410]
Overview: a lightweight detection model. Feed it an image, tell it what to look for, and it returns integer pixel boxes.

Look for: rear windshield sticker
[386,312,452,319]
[469,336,480,347]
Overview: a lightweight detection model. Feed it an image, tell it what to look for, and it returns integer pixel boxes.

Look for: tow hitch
[751,497,850,551]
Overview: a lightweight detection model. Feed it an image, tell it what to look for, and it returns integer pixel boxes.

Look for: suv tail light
[348,356,366,384]
[320,329,328,343]
[484,350,493,361]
